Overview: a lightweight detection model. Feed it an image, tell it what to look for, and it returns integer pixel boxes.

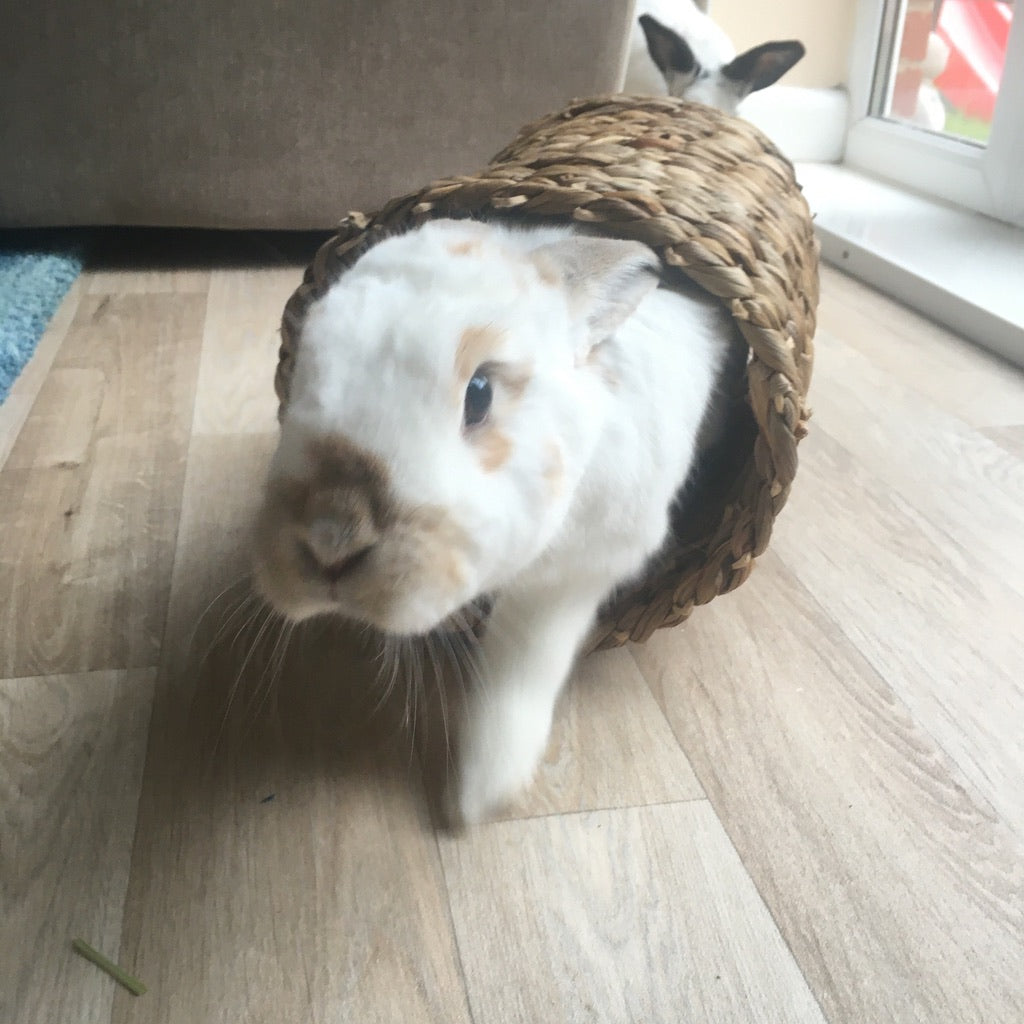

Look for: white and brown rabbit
[253,218,735,824]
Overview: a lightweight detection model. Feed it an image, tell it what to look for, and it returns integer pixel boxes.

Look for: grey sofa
[1,1,634,228]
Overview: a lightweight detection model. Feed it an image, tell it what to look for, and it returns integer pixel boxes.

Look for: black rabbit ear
[721,40,805,98]
[639,14,701,81]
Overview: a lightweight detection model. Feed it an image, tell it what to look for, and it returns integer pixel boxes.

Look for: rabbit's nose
[304,517,376,582]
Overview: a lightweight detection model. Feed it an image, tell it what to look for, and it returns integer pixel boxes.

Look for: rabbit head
[253,220,659,636]
[637,12,805,114]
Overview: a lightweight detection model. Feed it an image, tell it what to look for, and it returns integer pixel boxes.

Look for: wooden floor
[2,234,1023,1024]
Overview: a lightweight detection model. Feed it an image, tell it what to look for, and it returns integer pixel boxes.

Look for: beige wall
[711,0,858,88]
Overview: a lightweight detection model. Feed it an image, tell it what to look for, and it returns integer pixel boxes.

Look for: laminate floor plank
[807,327,1024,601]
[817,264,1024,428]
[439,801,828,1024]
[0,294,205,677]
[632,554,1024,1024]
[770,428,1024,837]
[0,670,155,1024]
[191,266,304,436]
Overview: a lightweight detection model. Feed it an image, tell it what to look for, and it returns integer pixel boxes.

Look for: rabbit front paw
[446,693,555,826]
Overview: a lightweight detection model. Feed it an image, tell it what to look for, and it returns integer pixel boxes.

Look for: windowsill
[795,162,1024,369]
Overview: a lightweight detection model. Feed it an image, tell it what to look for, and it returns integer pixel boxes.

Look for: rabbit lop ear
[531,236,660,357]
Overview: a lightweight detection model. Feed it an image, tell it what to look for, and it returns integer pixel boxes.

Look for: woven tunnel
[275,96,819,651]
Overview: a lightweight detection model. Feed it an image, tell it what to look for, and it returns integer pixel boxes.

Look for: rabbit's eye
[464,371,492,428]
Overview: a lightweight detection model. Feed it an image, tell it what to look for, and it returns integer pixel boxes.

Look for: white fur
[256,219,731,823]
[453,274,728,823]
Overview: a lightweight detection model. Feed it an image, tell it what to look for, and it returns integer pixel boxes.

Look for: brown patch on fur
[399,504,469,591]
[448,238,481,256]
[253,434,396,619]
[304,436,394,530]
[583,343,619,389]
[489,360,533,404]
[531,251,562,288]
[262,435,395,583]
[456,324,504,382]
[476,428,513,473]
[257,432,473,628]
[544,441,564,499]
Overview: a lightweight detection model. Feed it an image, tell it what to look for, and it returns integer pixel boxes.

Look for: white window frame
[843,0,1024,227]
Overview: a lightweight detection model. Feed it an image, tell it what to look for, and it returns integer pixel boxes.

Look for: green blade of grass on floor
[71,938,147,996]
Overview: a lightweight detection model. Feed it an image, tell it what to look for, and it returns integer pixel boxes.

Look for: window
[844,0,1023,226]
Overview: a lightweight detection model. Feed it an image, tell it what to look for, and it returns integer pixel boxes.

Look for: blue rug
[0,241,84,403]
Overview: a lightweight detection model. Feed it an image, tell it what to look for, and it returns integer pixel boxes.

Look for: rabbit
[252,217,736,825]
[626,1,805,114]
